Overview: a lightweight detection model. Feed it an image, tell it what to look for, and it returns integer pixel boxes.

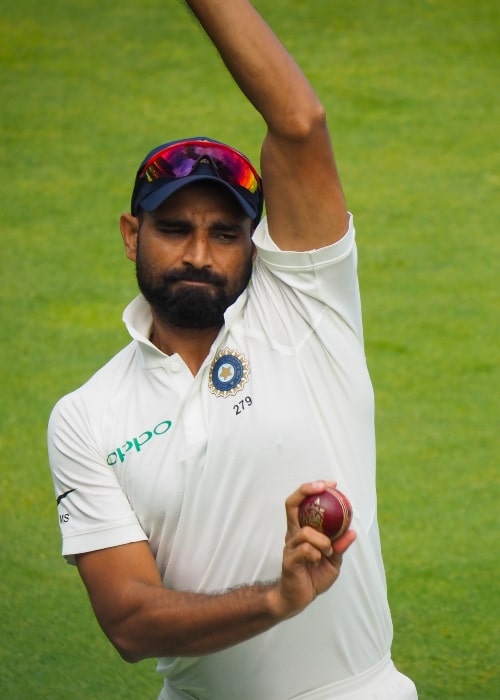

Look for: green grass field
[1,1,498,697]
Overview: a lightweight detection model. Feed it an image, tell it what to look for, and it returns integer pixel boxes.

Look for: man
[48,1,418,698]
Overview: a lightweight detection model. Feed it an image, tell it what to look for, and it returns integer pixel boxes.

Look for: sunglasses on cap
[139,139,262,194]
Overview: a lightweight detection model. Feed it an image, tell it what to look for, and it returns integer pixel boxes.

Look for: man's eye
[212,227,240,241]
[159,227,188,236]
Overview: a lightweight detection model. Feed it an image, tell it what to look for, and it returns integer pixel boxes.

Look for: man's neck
[150,317,221,376]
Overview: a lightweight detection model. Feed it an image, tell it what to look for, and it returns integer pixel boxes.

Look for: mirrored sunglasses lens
[144,142,260,194]
[204,147,259,193]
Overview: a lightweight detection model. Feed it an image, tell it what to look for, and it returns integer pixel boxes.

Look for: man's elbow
[119,649,144,664]
[279,101,328,142]
[110,632,148,664]
[104,622,152,664]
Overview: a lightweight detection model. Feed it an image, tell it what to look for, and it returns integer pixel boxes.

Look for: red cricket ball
[298,488,353,541]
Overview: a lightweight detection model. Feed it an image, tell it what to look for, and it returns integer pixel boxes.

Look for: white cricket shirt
[48,215,394,699]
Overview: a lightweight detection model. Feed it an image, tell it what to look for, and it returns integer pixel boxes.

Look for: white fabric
[158,655,417,700]
[48,215,414,699]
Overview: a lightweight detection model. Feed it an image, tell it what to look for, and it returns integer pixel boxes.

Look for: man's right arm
[75,481,355,661]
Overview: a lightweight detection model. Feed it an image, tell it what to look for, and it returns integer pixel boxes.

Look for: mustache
[162,267,227,287]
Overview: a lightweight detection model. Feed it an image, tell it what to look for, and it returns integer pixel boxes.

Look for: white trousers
[291,654,417,699]
[158,654,418,700]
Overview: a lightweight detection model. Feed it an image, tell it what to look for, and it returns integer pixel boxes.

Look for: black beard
[136,257,252,330]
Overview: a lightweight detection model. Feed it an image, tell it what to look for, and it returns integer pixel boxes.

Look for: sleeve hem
[253,214,355,271]
[62,522,148,565]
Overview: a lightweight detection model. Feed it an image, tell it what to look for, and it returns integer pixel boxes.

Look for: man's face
[132,182,255,329]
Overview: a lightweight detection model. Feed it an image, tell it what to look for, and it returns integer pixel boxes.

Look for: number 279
[233,396,253,415]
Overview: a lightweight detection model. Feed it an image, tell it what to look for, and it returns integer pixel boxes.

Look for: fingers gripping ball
[298,488,353,542]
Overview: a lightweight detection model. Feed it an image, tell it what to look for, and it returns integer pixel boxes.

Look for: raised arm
[186,0,348,250]
[75,482,355,661]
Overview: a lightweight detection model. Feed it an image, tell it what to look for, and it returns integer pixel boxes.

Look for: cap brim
[139,175,259,221]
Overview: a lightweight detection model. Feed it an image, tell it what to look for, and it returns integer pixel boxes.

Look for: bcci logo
[209,348,250,397]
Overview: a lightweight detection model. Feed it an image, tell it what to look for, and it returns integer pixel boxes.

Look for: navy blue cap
[130,137,263,223]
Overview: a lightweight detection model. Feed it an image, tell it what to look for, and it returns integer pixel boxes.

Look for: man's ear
[120,213,139,261]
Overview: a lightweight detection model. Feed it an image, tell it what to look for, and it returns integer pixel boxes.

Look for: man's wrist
[262,580,292,623]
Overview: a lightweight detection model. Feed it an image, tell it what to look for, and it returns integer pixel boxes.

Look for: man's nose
[182,232,212,268]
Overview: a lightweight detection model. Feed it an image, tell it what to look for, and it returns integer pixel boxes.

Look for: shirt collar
[122,290,249,369]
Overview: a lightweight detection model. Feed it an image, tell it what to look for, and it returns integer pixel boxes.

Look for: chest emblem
[209,348,250,397]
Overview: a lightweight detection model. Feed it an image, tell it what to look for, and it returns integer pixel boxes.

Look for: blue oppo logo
[107,420,172,466]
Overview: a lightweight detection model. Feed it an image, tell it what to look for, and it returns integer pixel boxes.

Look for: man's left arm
[185,0,348,251]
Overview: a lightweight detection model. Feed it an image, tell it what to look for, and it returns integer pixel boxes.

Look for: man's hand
[268,481,357,621]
